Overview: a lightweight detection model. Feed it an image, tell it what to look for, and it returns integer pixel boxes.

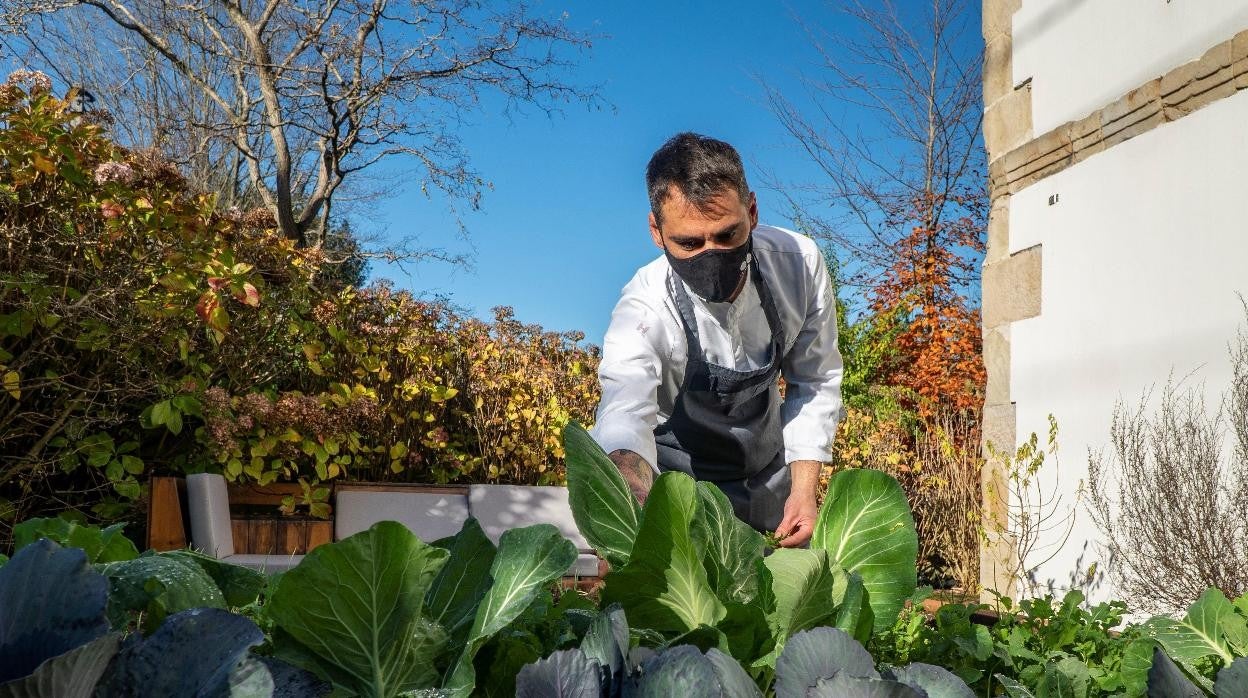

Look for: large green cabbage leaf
[267,520,450,696]
[99,553,228,632]
[811,468,917,632]
[600,473,726,634]
[756,549,840,667]
[424,517,497,649]
[563,422,642,569]
[442,523,578,697]
[691,481,768,607]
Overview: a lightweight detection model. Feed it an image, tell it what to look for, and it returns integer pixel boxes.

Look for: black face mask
[665,234,751,303]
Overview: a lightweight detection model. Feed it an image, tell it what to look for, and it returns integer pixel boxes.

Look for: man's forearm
[789,460,821,502]
[609,449,654,504]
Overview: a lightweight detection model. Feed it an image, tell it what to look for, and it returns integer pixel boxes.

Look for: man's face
[649,186,758,259]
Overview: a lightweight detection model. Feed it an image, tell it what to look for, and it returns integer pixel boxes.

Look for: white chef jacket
[591,224,845,471]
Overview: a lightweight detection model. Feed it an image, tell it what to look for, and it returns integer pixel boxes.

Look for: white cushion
[468,484,592,553]
[223,553,304,573]
[186,473,233,558]
[335,488,470,542]
[571,553,601,578]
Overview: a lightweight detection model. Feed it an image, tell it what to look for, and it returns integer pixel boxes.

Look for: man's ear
[649,212,665,250]
[748,191,759,230]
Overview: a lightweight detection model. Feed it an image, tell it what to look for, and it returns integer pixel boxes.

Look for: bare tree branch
[759,0,985,296]
[5,0,601,250]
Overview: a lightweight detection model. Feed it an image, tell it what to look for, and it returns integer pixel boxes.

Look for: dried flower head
[242,207,276,229]
[312,300,337,324]
[94,161,135,185]
[6,70,52,95]
[128,148,184,188]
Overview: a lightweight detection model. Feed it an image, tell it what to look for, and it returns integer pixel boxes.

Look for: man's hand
[775,460,821,548]
[608,449,653,505]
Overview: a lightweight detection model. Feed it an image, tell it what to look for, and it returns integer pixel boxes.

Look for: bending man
[591,132,844,548]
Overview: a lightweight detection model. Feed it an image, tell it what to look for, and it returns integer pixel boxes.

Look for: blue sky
[365,3,878,344]
[11,1,982,346]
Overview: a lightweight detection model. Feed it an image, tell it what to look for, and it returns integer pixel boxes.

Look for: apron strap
[666,269,703,358]
[666,245,788,367]
[748,251,787,358]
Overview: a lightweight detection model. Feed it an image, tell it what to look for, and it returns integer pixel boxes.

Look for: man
[591,132,844,548]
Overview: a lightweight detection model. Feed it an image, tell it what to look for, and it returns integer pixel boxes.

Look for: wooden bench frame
[148,476,605,591]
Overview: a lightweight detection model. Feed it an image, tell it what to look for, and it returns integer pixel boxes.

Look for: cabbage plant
[1134,587,1248,697]
[516,605,761,697]
[264,518,578,697]
[0,538,323,697]
[563,421,918,676]
[516,608,974,698]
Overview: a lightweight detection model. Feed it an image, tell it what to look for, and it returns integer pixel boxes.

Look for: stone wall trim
[991,28,1248,199]
[981,244,1042,329]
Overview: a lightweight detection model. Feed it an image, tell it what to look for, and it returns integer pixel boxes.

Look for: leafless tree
[4,0,597,247]
[1087,303,1248,613]
[758,0,984,293]
[6,13,257,209]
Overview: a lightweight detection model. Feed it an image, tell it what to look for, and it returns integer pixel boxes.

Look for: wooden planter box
[147,476,333,555]
[230,516,333,555]
[149,476,603,585]
[227,481,333,555]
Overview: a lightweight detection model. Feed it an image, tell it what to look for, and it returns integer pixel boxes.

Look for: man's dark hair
[646,132,750,226]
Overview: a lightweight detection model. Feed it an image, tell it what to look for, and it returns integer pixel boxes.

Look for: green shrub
[0,70,599,546]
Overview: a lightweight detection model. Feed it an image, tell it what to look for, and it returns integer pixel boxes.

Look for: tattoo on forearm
[609,449,652,496]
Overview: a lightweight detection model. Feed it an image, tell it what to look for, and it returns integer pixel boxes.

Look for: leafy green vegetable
[691,481,768,607]
[13,517,139,563]
[0,633,120,698]
[1120,637,1160,697]
[515,649,601,697]
[806,674,923,697]
[758,549,839,666]
[774,626,879,696]
[0,539,112,683]
[1217,657,1248,697]
[100,553,227,632]
[1136,587,1248,697]
[163,548,266,608]
[776,627,972,698]
[564,421,641,569]
[580,604,630,681]
[443,523,578,696]
[631,645,761,697]
[517,607,762,697]
[267,520,450,696]
[884,663,976,698]
[600,473,725,634]
[472,590,595,698]
[833,570,874,645]
[811,468,917,632]
[425,517,497,649]
[93,608,268,696]
[1143,587,1245,693]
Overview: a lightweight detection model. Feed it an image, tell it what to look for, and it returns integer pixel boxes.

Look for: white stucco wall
[1013,0,1248,135]
[1005,88,1248,603]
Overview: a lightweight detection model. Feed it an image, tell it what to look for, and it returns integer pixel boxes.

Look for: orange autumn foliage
[866,193,986,417]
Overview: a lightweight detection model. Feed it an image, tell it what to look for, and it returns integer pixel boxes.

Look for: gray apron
[653,252,790,533]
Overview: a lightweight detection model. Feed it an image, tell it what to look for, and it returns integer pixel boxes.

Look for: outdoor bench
[157,474,603,581]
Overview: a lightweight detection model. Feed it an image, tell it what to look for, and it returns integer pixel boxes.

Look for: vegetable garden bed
[2,424,1246,697]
